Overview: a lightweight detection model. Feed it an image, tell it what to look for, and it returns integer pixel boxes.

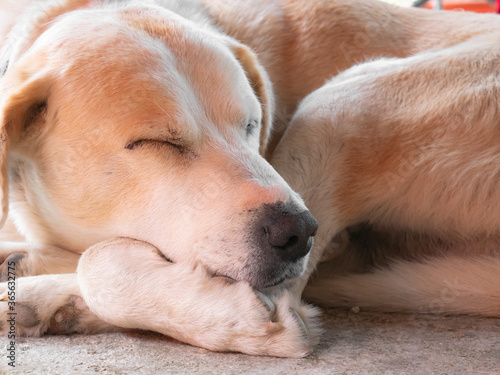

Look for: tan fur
[0,0,499,358]
[270,24,500,317]
[229,43,274,156]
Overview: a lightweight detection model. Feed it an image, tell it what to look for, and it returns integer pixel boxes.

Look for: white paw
[212,279,321,358]
[0,276,51,337]
[253,290,321,357]
[0,274,115,337]
[0,253,28,282]
[77,238,321,358]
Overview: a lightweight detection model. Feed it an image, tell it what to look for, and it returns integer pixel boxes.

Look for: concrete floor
[2,308,499,375]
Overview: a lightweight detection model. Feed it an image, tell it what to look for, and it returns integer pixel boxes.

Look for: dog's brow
[139,120,185,139]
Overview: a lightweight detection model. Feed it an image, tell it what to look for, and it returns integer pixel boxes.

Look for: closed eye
[125,139,185,153]
[245,120,259,137]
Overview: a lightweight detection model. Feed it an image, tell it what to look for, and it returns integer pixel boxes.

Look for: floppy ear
[1,0,93,78]
[0,68,52,227]
[229,42,275,158]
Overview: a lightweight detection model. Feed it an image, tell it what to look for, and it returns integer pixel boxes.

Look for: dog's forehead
[117,6,261,128]
[38,7,258,141]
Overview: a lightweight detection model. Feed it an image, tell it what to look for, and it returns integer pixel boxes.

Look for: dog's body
[0,0,499,357]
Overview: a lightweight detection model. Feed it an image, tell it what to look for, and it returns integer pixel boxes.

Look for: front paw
[257,290,321,357]
[219,281,321,358]
[0,274,117,337]
[0,253,27,282]
[77,238,321,358]
[277,291,322,347]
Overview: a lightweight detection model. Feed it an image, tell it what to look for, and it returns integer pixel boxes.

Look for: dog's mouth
[259,269,304,291]
[213,271,292,289]
[262,274,288,288]
[209,256,307,290]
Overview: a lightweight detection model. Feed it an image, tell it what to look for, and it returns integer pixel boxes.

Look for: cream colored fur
[271,35,500,318]
[0,0,499,358]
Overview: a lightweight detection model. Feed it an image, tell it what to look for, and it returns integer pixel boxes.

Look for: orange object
[422,1,497,12]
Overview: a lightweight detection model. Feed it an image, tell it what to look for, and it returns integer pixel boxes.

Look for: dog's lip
[213,268,296,289]
[213,272,287,289]
[260,266,306,289]
[261,274,287,288]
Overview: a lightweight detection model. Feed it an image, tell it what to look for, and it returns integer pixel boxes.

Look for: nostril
[281,235,298,249]
[258,202,318,263]
[265,209,316,245]
[265,214,301,248]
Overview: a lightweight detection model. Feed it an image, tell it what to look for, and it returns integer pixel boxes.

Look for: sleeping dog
[0,0,499,357]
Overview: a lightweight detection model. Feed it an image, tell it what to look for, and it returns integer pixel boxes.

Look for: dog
[0,0,499,358]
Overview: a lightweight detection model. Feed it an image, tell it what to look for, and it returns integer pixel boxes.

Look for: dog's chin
[213,267,302,291]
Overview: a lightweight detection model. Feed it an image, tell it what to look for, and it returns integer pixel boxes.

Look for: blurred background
[379,0,498,12]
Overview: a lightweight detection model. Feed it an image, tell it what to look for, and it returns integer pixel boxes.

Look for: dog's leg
[0,242,80,281]
[270,91,361,298]
[304,256,500,317]
[0,273,119,336]
[273,41,500,315]
[0,218,79,280]
[77,238,321,358]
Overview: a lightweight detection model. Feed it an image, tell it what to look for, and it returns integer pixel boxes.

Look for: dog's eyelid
[125,138,185,152]
[245,119,259,136]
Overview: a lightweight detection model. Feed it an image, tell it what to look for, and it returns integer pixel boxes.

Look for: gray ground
[2,308,499,375]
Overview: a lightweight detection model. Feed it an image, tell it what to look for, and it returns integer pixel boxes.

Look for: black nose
[263,204,318,262]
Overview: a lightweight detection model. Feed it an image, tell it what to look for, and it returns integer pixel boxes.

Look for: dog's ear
[1,0,92,78]
[0,66,52,227]
[229,42,274,158]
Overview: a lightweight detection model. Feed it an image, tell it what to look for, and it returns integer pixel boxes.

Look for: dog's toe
[262,291,323,357]
[0,253,26,282]
[47,295,91,334]
[16,302,41,328]
[255,291,276,316]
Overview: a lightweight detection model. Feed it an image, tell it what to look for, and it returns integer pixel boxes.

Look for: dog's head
[0,2,317,289]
